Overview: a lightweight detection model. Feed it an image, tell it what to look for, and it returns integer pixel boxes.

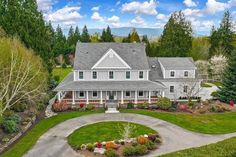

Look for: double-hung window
[126,71,131,79]
[139,71,144,79]
[170,71,175,77]
[79,71,83,79]
[92,71,97,79]
[184,71,189,77]
[125,91,131,97]
[170,86,175,93]
[138,91,144,97]
[109,71,114,79]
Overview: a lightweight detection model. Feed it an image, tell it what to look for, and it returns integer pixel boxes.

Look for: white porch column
[135,91,137,104]
[58,91,61,102]
[86,91,89,104]
[72,91,75,105]
[162,91,165,97]
[121,90,124,104]
[100,90,103,104]
[148,91,151,104]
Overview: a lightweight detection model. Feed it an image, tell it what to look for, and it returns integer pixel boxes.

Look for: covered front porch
[57,90,165,107]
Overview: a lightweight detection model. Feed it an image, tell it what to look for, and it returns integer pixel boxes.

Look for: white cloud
[183,0,197,7]
[37,0,54,12]
[156,13,169,21]
[131,16,146,25]
[46,6,83,26]
[91,6,100,11]
[205,0,229,14]
[182,8,202,17]
[107,16,120,27]
[91,12,104,22]
[110,8,115,12]
[121,0,158,15]
[154,22,165,28]
[188,17,215,31]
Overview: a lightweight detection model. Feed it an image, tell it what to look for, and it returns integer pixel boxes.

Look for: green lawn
[1,110,104,157]
[160,136,236,157]
[52,67,72,82]
[121,109,236,134]
[200,82,212,88]
[68,121,157,148]
[212,81,222,87]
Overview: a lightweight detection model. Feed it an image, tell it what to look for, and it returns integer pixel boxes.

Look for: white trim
[100,90,103,104]
[169,85,175,93]
[135,91,137,104]
[72,91,75,104]
[138,71,144,80]
[170,70,175,78]
[73,71,76,81]
[86,91,89,104]
[91,71,98,80]
[147,70,149,80]
[138,90,144,97]
[121,90,124,104]
[91,48,131,69]
[148,91,151,104]
[108,71,114,80]
[92,91,98,98]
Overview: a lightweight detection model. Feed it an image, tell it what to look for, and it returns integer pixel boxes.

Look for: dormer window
[79,71,83,79]
[139,71,144,79]
[109,71,114,79]
[184,71,189,77]
[170,71,175,77]
[92,71,97,79]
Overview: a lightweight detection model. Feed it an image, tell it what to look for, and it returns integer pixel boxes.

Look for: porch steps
[105,107,120,113]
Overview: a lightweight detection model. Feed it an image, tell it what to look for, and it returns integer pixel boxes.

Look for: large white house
[54,43,202,108]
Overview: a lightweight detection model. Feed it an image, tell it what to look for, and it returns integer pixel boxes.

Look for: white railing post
[148,91,151,104]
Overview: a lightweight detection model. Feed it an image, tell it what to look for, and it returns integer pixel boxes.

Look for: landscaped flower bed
[67,122,161,157]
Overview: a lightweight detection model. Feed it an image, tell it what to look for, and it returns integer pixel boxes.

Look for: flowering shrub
[96,142,103,148]
[52,100,70,112]
[148,134,157,142]
[106,142,118,149]
[230,101,234,107]
[137,135,148,145]
[178,104,189,111]
[80,103,85,108]
[156,97,171,110]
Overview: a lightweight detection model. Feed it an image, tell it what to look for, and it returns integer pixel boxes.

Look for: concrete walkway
[24,113,236,157]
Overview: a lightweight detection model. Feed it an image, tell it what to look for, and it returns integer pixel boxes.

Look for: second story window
[79,71,83,79]
[139,71,144,79]
[126,71,130,79]
[92,71,97,79]
[184,71,189,77]
[170,71,175,77]
[109,71,114,79]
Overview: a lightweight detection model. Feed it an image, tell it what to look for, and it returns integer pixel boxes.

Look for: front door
[108,91,116,100]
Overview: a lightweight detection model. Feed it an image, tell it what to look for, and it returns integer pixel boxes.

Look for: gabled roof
[158,57,197,70]
[73,43,150,70]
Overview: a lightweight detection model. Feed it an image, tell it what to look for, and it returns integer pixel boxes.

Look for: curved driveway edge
[24,113,236,157]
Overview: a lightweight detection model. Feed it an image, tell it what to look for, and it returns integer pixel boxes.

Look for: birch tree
[0,38,48,116]
[180,79,202,102]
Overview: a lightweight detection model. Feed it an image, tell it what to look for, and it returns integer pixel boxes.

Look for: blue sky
[37,0,236,35]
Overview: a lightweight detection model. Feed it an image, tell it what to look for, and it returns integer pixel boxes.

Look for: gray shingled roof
[54,72,166,91]
[74,43,150,70]
[158,57,197,70]
[148,57,202,82]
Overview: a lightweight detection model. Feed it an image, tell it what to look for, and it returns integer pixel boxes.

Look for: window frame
[138,91,144,97]
[170,71,175,78]
[79,91,85,98]
[126,71,131,79]
[184,71,189,77]
[78,71,84,80]
[92,71,97,79]
[139,71,144,79]
[92,91,98,98]
[183,85,188,93]
[169,85,175,93]
[125,91,131,97]
[108,71,114,80]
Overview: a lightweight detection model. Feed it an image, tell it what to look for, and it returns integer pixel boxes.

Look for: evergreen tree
[141,35,152,56]
[209,11,234,58]
[67,26,74,47]
[218,50,236,103]
[142,35,149,44]
[159,11,192,57]
[74,26,80,43]
[100,26,114,42]
[80,25,91,42]
[53,25,68,57]
[130,28,140,43]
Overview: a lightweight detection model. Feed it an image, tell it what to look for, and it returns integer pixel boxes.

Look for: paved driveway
[199,85,218,101]
[24,113,236,157]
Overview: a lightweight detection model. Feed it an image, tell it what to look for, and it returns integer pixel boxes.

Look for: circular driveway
[24,113,236,157]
